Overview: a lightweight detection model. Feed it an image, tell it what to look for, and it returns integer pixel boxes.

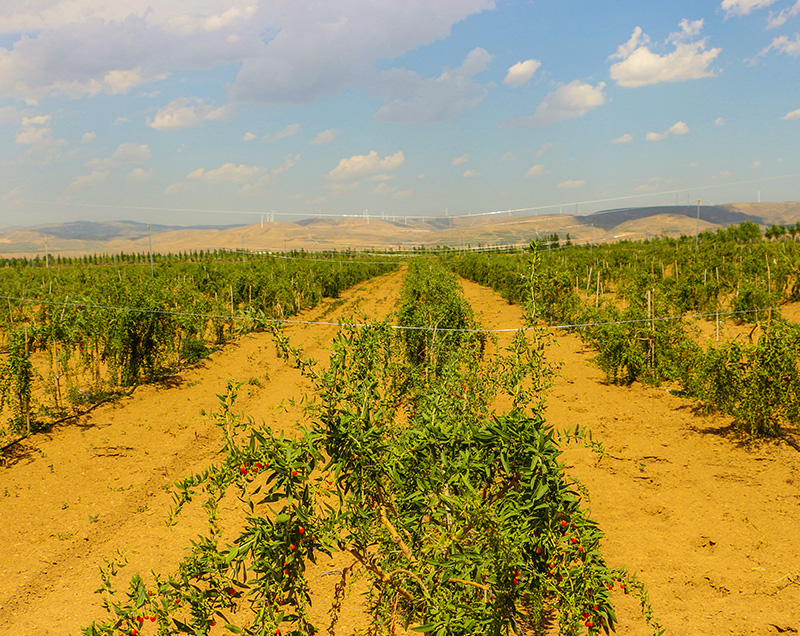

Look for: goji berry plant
[78,259,661,636]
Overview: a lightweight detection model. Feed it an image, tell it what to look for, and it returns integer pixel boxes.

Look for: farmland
[1,235,799,635]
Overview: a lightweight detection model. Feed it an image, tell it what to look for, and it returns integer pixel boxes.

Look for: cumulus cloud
[767,1,800,28]
[81,131,97,143]
[557,180,585,189]
[372,47,492,125]
[536,142,555,158]
[646,121,689,141]
[310,128,339,145]
[86,142,151,169]
[328,150,404,180]
[613,133,633,143]
[463,169,480,178]
[751,161,763,168]
[0,2,495,107]
[525,164,545,177]
[508,81,606,127]
[187,163,267,184]
[242,132,258,141]
[782,108,800,120]
[755,34,800,60]
[148,97,230,130]
[68,170,109,190]
[646,131,669,141]
[669,121,689,135]
[503,59,541,88]
[715,117,726,126]
[127,167,153,181]
[609,21,721,87]
[721,0,778,16]
[263,123,301,142]
[15,115,67,164]
[231,1,494,104]
[452,154,469,166]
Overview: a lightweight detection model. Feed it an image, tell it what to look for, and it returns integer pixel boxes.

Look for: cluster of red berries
[239,461,267,476]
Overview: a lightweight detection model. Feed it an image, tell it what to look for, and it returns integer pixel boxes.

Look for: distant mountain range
[1,202,798,258]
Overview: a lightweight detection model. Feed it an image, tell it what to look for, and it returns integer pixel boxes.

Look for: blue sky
[1,0,799,227]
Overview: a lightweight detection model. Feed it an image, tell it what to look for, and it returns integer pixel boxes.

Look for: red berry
[535,547,542,554]
[291,469,298,476]
[150,616,156,622]
[130,630,138,636]
[298,526,305,534]
[229,588,236,596]
[571,537,577,544]
[290,543,296,550]
[137,617,144,624]
[210,621,216,627]
[560,520,567,527]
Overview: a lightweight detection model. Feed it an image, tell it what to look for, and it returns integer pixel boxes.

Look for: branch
[379,505,417,564]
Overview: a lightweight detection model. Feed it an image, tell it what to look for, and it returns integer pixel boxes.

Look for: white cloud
[721,0,778,16]
[751,161,762,168]
[148,97,229,130]
[767,1,800,28]
[669,121,689,136]
[328,150,404,180]
[782,108,800,120]
[127,167,153,181]
[187,163,267,184]
[81,131,97,143]
[718,170,733,178]
[609,22,721,87]
[263,123,301,142]
[373,47,492,125]
[310,128,339,145]
[15,116,67,164]
[646,131,669,141]
[463,169,480,178]
[86,142,151,169]
[715,117,726,126]
[114,116,129,125]
[500,151,516,161]
[243,132,258,142]
[613,133,633,143]
[371,182,397,195]
[452,154,469,166]
[231,2,494,104]
[393,189,414,199]
[536,142,555,158]
[757,34,800,58]
[647,121,689,141]
[557,180,585,189]
[68,170,109,190]
[503,59,541,88]
[368,173,395,182]
[0,2,495,104]
[509,81,606,127]
[525,164,545,177]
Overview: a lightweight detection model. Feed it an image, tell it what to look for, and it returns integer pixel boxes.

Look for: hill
[0,202,797,258]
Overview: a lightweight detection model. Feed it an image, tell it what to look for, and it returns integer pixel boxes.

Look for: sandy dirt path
[0,267,404,636]
[458,275,800,636]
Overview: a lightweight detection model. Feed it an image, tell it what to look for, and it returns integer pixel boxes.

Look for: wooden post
[24,326,31,435]
[586,266,593,296]
[595,271,601,308]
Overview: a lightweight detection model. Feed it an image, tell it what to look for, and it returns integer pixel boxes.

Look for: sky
[1,0,800,227]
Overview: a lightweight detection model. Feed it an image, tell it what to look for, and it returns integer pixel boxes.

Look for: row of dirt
[1,267,799,635]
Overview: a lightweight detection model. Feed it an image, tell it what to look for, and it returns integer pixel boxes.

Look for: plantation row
[0,254,396,434]
[81,258,660,636]
[446,226,800,437]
